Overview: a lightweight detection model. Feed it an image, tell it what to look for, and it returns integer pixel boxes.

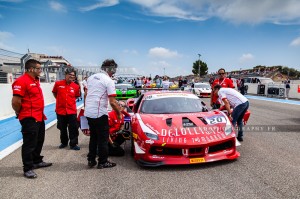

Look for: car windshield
[194,84,210,89]
[140,97,207,114]
[115,84,133,90]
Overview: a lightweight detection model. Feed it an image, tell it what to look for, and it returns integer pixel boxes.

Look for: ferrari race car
[191,82,212,98]
[115,83,137,100]
[130,91,241,167]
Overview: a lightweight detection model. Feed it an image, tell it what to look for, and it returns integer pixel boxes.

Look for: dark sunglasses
[219,73,225,75]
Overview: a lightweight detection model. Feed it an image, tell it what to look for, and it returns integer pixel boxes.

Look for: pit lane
[0,97,299,199]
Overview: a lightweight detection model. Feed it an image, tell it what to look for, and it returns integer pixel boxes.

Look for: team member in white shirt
[84,59,121,169]
[213,84,249,141]
[162,76,170,90]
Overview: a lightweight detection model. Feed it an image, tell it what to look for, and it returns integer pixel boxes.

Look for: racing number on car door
[124,120,131,132]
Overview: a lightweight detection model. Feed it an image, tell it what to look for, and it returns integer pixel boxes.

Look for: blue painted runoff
[245,95,300,105]
[0,100,83,152]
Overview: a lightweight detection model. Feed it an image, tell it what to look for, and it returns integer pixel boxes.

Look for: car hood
[136,111,233,144]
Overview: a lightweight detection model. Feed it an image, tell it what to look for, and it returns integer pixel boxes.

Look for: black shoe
[33,161,53,169]
[70,145,80,150]
[24,170,37,179]
[237,136,243,142]
[59,144,67,149]
[97,161,116,169]
[88,160,97,168]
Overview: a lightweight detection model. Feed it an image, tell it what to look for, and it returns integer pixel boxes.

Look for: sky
[0,0,300,77]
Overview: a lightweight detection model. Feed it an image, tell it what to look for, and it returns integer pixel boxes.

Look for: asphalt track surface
[0,97,299,199]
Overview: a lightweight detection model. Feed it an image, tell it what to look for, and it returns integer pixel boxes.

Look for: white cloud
[79,0,119,12]
[0,31,13,40]
[0,31,14,49]
[128,0,300,24]
[148,47,180,59]
[49,1,67,13]
[123,49,138,55]
[290,37,300,46]
[239,53,254,64]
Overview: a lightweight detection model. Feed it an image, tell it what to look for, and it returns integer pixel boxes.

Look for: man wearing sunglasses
[210,68,235,109]
[12,59,52,178]
[52,67,81,150]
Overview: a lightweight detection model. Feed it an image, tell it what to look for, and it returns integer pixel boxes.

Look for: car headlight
[145,132,159,140]
[224,124,232,136]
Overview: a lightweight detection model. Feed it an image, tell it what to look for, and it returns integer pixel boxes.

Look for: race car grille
[208,141,234,153]
[188,147,204,157]
[149,147,182,156]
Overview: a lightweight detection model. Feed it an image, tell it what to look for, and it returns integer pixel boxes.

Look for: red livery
[130,91,242,167]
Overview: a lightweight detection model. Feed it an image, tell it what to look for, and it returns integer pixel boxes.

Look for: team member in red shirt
[108,101,130,156]
[12,59,52,179]
[210,68,235,109]
[52,68,81,150]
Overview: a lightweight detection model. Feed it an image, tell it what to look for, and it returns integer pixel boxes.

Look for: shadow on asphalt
[0,166,24,178]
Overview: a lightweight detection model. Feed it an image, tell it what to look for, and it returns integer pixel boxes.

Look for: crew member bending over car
[213,84,249,142]
[210,68,235,109]
[108,101,130,156]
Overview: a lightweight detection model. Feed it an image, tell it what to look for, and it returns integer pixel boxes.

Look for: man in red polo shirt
[52,67,80,150]
[12,59,52,179]
[210,68,235,109]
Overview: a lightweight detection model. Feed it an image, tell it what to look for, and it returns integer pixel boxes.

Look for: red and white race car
[130,91,245,167]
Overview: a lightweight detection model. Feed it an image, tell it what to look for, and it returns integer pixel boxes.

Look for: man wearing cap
[210,68,235,109]
[84,59,121,169]
[52,67,81,150]
[12,59,52,179]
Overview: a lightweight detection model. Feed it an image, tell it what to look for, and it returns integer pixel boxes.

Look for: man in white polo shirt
[213,84,249,142]
[84,59,121,169]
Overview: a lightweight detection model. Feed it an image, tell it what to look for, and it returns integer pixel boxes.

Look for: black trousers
[108,135,126,156]
[87,115,109,164]
[56,114,79,147]
[20,117,45,172]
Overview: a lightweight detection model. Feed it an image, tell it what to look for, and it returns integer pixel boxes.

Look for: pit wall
[0,83,83,119]
[245,83,300,98]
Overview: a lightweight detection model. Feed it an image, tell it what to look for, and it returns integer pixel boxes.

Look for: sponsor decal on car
[145,139,154,144]
[132,132,138,139]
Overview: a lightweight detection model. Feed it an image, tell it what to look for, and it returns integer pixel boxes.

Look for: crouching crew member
[108,101,130,156]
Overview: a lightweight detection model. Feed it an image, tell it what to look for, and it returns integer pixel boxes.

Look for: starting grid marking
[245,95,300,105]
